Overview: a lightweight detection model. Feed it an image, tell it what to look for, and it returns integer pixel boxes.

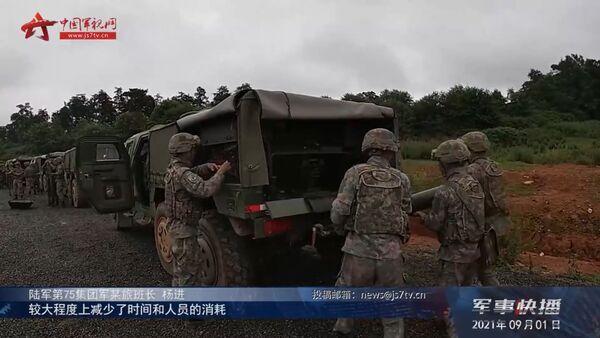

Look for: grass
[505,182,536,197]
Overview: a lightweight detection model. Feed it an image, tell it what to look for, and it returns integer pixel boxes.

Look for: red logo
[21,12,57,41]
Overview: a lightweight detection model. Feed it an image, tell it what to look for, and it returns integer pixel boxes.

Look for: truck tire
[196,210,253,286]
[154,202,174,275]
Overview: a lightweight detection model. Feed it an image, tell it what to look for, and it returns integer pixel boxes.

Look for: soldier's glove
[314,223,332,237]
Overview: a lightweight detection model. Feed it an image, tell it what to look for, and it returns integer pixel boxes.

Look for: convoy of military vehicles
[3,89,436,286]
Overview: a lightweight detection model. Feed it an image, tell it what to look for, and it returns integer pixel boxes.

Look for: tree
[121,88,156,116]
[150,99,197,124]
[235,83,252,92]
[211,86,230,106]
[194,86,208,108]
[114,111,148,139]
[89,90,117,124]
[172,92,196,105]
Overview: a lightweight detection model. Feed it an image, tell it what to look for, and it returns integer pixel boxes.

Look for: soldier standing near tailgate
[53,157,66,207]
[331,128,412,338]
[10,161,26,200]
[460,131,510,286]
[415,140,485,338]
[24,161,36,198]
[165,132,231,287]
[44,158,57,206]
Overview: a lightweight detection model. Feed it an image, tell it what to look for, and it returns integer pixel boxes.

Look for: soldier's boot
[479,265,500,286]
[333,318,354,336]
[382,318,404,338]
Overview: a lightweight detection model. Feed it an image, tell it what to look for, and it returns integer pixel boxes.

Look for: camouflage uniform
[419,140,485,338]
[461,131,510,286]
[11,162,26,200]
[331,128,411,338]
[53,158,66,207]
[24,162,37,198]
[44,160,57,206]
[165,133,226,287]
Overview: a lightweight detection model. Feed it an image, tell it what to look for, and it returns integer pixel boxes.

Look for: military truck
[77,89,433,285]
[63,147,88,208]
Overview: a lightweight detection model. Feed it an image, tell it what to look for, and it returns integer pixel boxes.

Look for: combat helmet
[168,133,201,154]
[461,131,490,153]
[434,139,471,164]
[361,128,399,152]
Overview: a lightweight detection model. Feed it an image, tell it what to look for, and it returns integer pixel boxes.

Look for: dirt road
[0,189,592,338]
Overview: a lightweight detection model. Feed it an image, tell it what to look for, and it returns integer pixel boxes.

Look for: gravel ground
[0,189,593,338]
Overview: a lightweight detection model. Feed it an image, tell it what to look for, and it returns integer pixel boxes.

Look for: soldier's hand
[414,211,427,220]
[216,161,232,175]
[206,163,219,172]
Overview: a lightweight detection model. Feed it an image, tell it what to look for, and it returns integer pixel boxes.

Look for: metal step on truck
[75,89,437,286]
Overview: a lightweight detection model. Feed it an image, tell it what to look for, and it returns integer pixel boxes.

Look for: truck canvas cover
[177,89,394,130]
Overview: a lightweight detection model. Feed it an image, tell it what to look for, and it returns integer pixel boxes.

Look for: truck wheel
[197,211,253,286]
[154,202,174,275]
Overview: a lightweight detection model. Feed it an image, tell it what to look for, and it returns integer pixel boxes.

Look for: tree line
[1,54,599,159]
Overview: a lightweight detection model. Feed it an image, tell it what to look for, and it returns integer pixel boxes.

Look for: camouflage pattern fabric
[164,160,225,239]
[331,155,412,259]
[331,154,411,337]
[45,161,57,206]
[24,164,37,197]
[171,237,202,287]
[422,166,484,263]
[439,261,478,338]
[361,128,399,152]
[54,163,66,207]
[334,253,405,338]
[466,156,509,286]
[10,164,25,200]
[165,158,225,287]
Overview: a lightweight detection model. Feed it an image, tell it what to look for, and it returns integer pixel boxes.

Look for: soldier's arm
[330,167,358,227]
[400,172,413,214]
[180,169,225,198]
[191,163,217,179]
[423,188,448,233]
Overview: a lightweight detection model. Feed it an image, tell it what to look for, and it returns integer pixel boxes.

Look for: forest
[1,54,600,164]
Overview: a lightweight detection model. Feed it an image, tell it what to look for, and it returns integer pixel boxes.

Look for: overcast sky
[1,0,599,125]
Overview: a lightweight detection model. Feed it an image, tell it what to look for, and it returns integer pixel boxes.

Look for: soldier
[43,158,57,206]
[415,140,484,338]
[330,128,411,338]
[53,157,66,207]
[24,161,37,198]
[10,161,26,200]
[460,131,510,286]
[165,132,231,287]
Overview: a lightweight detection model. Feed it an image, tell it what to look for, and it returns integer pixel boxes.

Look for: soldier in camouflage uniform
[53,157,66,207]
[44,159,57,206]
[24,161,37,198]
[331,128,411,338]
[460,131,510,286]
[165,132,231,287]
[416,140,485,338]
[10,161,26,200]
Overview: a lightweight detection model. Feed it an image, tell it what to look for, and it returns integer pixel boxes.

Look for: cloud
[1,0,599,124]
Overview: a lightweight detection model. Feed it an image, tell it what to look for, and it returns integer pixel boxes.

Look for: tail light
[263,218,291,237]
[245,203,266,214]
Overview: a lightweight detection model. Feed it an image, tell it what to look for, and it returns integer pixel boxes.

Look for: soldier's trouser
[55,180,65,206]
[439,260,478,338]
[12,179,24,199]
[334,253,405,338]
[171,236,202,287]
[47,179,56,206]
[25,178,34,198]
